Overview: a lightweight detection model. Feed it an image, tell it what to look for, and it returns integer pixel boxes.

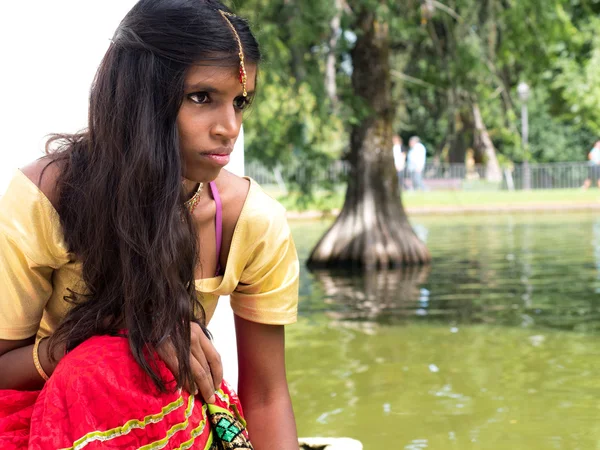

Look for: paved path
[286,202,600,219]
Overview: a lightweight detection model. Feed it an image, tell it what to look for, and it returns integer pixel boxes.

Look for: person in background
[583,140,600,189]
[392,134,406,190]
[407,136,427,191]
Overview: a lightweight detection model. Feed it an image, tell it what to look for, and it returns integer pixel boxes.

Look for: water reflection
[288,213,600,449]
[295,213,600,333]
[287,318,600,450]
[310,265,431,321]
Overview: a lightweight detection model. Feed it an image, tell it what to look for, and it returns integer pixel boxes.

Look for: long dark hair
[46,0,260,391]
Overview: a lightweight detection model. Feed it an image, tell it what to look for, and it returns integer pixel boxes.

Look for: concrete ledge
[299,437,363,450]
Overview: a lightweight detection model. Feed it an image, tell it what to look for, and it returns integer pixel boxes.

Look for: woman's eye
[188,92,210,104]
[234,96,252,111]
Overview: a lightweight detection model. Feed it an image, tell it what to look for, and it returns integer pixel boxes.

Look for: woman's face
[178,63,257,183]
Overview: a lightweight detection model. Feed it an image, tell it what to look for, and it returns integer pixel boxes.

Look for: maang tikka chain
[218,10,248,97]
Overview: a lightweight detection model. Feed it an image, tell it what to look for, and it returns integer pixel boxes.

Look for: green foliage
[522,90,596,162]
[388,0,600,164]
[244,80,344,164]
[230,0,345,195]
[228,0,600,202]
[551,17,600,134]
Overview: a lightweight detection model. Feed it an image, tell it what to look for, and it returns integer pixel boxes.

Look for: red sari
[0,335,252,449]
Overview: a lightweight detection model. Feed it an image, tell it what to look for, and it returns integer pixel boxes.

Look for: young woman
[0,1,299,449]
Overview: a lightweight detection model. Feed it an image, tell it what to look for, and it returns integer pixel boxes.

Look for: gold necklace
[184,182,204,214]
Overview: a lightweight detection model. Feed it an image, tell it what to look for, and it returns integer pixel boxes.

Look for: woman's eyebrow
[184,83,221,93]
[184,84,255,98]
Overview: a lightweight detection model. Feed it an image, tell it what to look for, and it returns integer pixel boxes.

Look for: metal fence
[245,160,594,191]
[246,160,351,193]
[509,162,591,190]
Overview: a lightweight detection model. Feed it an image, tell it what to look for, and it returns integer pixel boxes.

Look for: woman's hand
[157,322,223,403]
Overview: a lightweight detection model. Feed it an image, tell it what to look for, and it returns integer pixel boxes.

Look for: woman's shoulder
[19,156,62,210]
[237,179,290,248]
[215,170,250,218]
[218,170,285,220]
[0,157,69,264]
[222,170,285,214]
[218,170,288,242]
[245,179,287,218]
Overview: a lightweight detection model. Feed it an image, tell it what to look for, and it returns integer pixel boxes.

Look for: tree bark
[325,0,343,105]
[472,101,502,182]
[447,91,468,164]
[283,0,306,83]
[307,7,430,270]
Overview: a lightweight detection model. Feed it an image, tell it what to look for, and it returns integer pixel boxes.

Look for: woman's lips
[199,153,231,166]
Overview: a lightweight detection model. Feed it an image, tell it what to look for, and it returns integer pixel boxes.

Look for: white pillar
[207,127,243,390]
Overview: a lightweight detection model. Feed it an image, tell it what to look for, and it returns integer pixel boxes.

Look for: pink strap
[209,182,223,276]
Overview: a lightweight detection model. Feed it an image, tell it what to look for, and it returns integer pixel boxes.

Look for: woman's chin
[184,167,222,184]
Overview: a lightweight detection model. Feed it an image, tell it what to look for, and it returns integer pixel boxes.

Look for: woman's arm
[0,337,63,390]
[235,315,297,450]
[0,161,66,390]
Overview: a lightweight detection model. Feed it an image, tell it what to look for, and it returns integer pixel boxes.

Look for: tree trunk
[447,90,467,164]
[307,8,430,270]
[472,102,502,182]
[325,0,342,105]
[283,0,306,83]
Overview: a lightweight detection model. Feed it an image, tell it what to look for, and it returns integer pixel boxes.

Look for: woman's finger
[156,340,179,377]
[201,332,223,388]
[190,355,216,404]
[190,338,215,401]
[192,323,224,389]
[158,325,222,399]
[157,339,196,394]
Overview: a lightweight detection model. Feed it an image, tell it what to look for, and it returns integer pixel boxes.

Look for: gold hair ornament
[218,10,248,97]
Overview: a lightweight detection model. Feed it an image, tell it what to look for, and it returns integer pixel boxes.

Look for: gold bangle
[33,338,50,382]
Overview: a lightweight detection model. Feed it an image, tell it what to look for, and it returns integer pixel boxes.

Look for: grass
[401,188,600,208]
[269,189,344,212]
[263,185,600,213]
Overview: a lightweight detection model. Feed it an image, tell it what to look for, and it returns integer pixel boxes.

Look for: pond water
[286,212,600,450]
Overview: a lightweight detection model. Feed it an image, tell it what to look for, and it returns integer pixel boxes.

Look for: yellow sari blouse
[0,170,299,341]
